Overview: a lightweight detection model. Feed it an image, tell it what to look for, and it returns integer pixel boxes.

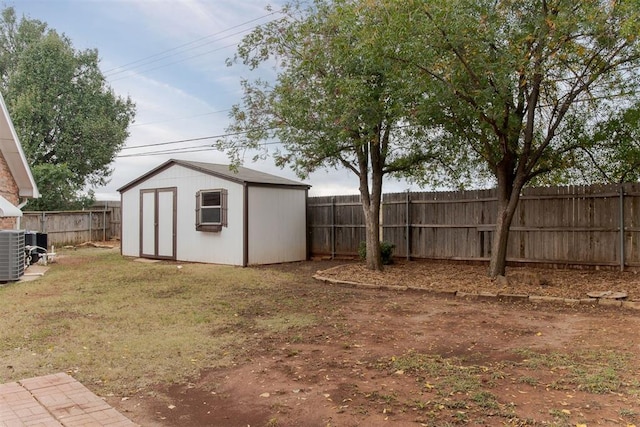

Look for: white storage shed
[118,159,310,266]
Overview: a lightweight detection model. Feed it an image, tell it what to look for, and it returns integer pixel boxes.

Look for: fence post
[331,196,336,259]
[619,184,625,272]
[406,190,411,261]
[103,207,107,242]
[379,196,384,246]
[40,212,46,233]
[88,211,92,242]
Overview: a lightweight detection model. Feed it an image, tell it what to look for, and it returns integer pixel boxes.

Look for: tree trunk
[363,202,382,270]
[359,151,384,271]
[488,198,516,277]
[488,165,524,278]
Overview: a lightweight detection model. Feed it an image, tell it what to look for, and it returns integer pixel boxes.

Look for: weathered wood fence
[20,202,121,247]
[308,183,640,269]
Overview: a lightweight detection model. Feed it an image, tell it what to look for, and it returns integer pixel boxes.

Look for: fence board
[308,183,640,268]
[20,203,121,247]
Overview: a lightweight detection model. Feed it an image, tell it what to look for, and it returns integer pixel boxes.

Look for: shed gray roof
[118,159,310,193]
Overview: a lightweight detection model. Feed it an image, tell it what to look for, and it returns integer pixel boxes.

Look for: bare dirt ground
[109,260,640,427]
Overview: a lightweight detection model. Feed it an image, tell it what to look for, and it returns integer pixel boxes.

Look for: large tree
[572,103,640,184]
[389,0,640,277]
[0,7,135,210]
[220,1,434,270]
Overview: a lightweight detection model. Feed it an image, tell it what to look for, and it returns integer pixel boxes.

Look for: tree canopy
[571,102,640,184]
[221,1,436,270]
[387,0,640,276]
[224,0,640,275]
[0,7,135,210]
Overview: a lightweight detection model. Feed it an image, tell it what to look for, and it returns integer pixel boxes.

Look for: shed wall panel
[121,190,140,257]
[121,164,245,265]
[174,174,244,265]
[141,191,156,256]
[157,190,175,257]
[247,186,307,264]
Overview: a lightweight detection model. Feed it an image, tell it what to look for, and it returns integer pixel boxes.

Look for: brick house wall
[0,150,20,229]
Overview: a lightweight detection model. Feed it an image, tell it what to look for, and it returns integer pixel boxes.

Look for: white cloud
[13,0,422,201]
[126,0,277,47]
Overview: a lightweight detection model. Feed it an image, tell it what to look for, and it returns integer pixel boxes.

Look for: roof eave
[0,92,39,199]
[118,158,310,192]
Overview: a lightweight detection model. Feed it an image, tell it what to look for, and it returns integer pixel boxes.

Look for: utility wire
[118,141,284,158]
[117,146,216,158]
[106,29,252,80]
[103,10,281,77]
[108,41,240,82]
[117,134,282,158]
[119,88,640,156]
[130,108,231,127]
[121,128,274,150]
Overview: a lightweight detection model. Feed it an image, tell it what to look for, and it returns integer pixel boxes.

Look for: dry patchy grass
[3,251,640,426]
[0,248,315,395]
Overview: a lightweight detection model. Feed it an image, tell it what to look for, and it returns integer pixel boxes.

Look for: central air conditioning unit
[0,230,25,282]
[25,231,48,264]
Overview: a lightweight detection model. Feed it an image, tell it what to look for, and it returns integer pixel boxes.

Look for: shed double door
[140,188,177,260]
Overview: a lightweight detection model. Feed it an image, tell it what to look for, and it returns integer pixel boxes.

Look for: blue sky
[10,0,418,200]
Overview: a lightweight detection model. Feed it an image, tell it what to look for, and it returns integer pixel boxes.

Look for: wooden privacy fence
[308,183,640,269]
[20,202,121,247]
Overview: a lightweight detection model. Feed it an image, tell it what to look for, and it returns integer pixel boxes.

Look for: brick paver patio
[0,372,136,426]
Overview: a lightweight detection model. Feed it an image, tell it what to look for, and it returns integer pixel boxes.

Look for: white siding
[157,190,175,257]
[121,164,245,265]
[247,186,307,264]
[140,191,156,256]
[121,189,140,257]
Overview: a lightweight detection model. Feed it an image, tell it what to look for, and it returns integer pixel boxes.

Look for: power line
[108,41,241,82]
[121,128,273,151]
[103,10,281,77]
[117,141,284,158]
[117,144,216,158]
[121,135,222,151]
[117,127,283,158]
[105,31,252,80]
[130,108,231,127]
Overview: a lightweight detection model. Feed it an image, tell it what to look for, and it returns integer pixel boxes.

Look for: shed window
[196,189,227,232]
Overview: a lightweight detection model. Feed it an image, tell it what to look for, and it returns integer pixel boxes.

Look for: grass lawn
[0,248,314,395]
[3,248,640,426]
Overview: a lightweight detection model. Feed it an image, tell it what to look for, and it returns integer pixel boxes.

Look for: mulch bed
[316,259,640,301]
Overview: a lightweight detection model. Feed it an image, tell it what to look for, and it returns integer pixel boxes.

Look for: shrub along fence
[307,183,640,270]
[20,202,121,247]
